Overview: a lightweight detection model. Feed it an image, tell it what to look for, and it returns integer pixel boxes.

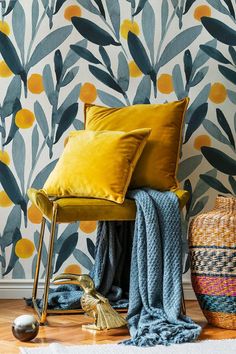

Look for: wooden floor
[0,300,236,353]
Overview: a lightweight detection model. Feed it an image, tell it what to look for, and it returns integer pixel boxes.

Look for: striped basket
[189,195,236,329]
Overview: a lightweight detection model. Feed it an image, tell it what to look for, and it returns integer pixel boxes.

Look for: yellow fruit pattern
[129,60,142,78]
[0,191,13,207]
[80,82,97,103]
[28,204,43,224]
[209,83,227,104]
[15,109,35,129]
[0,150,10,165]
[64,264,82,275]
[194,5,211,21]
[15,239,35,259]
[80,221,97,234]
[0,60,13,78]
[120,19,140,39]
[64,5,82,21]
[157,74,174,94]
[194,135,212,150]
[0,21,10,36]
[28,74,44,94]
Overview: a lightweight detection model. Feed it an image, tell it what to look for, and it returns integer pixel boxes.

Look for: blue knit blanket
[35,189,201,346]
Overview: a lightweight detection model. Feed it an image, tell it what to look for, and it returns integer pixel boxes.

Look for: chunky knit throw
[29,189,201,346]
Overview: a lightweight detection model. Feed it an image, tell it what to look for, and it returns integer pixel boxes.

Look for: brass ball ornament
[12,315,39,342]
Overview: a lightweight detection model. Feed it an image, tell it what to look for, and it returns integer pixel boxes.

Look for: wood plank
[0,300,236,354]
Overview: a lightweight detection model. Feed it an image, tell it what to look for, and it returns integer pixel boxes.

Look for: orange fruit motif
[0,21,10,35]
[15,239,35,259]
[80,83,97,103]
[0,60,12,78]
[80,221,97,234]
[120,19,140,40]
[194,135,212,150]
[28,74,44,94]
[157,74,174,94]
[64,5,82,21]
[194,5,211,21]
[28,204,43,224]
[64,264,82,275]
[129,60,142,77]
[0,150,10,165]
[0,191,13,207]
[15,109,35,129]
[209,83,227,104]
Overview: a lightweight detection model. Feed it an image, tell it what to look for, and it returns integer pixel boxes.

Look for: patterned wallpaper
[0,0,235,280]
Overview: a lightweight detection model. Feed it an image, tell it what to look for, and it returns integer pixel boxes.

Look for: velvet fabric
[85,98,189,191]
[27,188,189,223]
[43,129,151,204]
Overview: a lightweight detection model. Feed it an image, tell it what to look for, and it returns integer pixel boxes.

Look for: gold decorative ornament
[53,273,127,330]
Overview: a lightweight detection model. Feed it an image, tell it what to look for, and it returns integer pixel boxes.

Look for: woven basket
[189,195,236,329]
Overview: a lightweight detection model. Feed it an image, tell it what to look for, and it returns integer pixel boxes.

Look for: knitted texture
[123,189,201,346]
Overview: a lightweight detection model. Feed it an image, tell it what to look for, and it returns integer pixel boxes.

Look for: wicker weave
[189,196,236,329]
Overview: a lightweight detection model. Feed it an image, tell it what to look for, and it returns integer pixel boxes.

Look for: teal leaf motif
[97,90,125,107]
[200,45,231,64]
[203,119,231,147]
[190,66,209,87]
[70,44,101,64]
[201,147,236,175]
[87,238,95,259]
[54,232,78,273]
[229,46,236,65]
[201,17,236,45]
[64,39,87,69]
[54,103,79,144]
[72,17,120,46]
[133,75,151,104]
[73,119,84,130]
[223,0,235,19]
[2,76,21,118]
[184,0,197,14]
[61,66,79,87]
[34,101,49,139]
[172,64,186,100]
[227,90,236,104]
[218,65,236,85]
[55,223,79,254]
[3,0,19,16]
[229,176,236,194]
[31,159,58,190]
[54,0,68,14]
[32,0,39,39]
[99,46,112,74]
[3,228,22,276]
[12,1,25,65]
[133,0,148,16]
[191,169,217,206]
[4,99,21,146]
[76,0,100,15]
[58,84,81,119]
[54,50,63,84]
[142,2,155,65]
[157,25,202,69]
[105,0,120,40]
[12,131,25,194]
[117,52,129,92]
[93,0,106,19]
[89,65,123,94]
[185,84,211,123]
[177,155,202,182]
[0,161,27,221]
[43,64,56,106]
[184,50,192,84]
[161,0,168,39]
[200,174,232,194]
[31,125,39,168]
[27,25,73,69]
[1,205,21,250]
[128,32,153,75]
[189,196,209,217]
[216,108,235,149]
[12,260,25,279]
[184,103,208,144]
[73,249,93,271]
[206,0,231,16]
[34,230,47,269]
[192,39,217,73]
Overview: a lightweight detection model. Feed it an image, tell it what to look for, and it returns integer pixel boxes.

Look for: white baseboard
[0,279,196,300]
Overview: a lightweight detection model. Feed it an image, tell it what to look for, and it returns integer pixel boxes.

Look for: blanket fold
[32,189,201,346]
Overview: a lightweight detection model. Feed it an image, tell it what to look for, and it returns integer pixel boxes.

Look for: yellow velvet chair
[28,188,189,325]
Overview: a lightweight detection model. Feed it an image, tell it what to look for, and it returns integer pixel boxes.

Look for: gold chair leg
[32,217,46,301]
[40,204,58,325]
[181,283,186,315]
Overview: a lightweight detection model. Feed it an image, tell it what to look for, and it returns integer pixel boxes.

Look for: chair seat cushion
[27,188,189,223]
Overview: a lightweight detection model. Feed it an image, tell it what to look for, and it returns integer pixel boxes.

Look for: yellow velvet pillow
[85,98,189,191]
[43,129,151,204]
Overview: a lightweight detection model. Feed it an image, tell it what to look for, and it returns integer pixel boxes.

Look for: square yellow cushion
[85,98,189,191]
[43,129,151,204]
